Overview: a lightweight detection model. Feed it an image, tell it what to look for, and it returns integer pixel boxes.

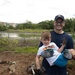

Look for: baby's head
[41,31,51,46]
[41,31,51,40]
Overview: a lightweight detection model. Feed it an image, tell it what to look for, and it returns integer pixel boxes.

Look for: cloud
[0,0,75,23]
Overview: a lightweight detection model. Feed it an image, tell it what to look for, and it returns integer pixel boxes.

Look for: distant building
[0,22,18,27]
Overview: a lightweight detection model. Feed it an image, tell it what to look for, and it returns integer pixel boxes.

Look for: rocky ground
[0,51,75,75]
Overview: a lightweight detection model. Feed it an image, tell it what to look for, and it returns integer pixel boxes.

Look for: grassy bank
[6,29,49,33]
[0,29,75,52]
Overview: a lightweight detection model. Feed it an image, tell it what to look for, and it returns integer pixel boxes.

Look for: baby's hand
[62,38,66,46]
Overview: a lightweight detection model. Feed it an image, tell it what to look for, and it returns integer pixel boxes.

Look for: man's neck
[54,29,64,34]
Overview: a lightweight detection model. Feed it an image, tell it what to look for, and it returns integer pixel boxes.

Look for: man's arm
[35,55,41,69]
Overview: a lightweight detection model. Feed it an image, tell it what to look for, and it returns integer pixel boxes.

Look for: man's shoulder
[64,32,72,38]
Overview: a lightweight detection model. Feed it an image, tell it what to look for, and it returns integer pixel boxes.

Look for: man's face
[54,18,65,31]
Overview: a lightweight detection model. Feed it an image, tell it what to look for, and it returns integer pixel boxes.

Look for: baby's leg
[63,49,72,59]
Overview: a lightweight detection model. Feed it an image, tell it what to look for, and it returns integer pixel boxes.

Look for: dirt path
[0,51,75,75]
[0,52,36,75]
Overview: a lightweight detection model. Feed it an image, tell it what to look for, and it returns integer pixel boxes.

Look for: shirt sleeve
[37,47,43,56]
[67,36,74,49]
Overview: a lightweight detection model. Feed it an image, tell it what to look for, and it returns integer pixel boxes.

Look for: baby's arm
[57,45,65,53]
[57,38,66,53]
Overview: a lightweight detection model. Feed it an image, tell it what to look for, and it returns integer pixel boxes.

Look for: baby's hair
[41,31,51,40]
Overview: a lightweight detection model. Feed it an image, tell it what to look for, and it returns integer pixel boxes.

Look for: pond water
[0,32,40,40]
[0,32,75,41]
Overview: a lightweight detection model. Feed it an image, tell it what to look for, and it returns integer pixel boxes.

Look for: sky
[0,0,75,23]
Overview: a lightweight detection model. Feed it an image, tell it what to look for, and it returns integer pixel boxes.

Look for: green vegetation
[0,29,75,53]
[6,29,49,33]
[19,33,40,38]
[0,18,75,33]
[71,34,75,39]
[0,37,40,53]
[15,46,38,53]
[0,33,75,53]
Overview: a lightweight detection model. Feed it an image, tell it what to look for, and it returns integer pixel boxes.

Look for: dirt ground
[0,51,75,75]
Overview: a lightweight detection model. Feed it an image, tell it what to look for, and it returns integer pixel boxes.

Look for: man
[39,14,74,75]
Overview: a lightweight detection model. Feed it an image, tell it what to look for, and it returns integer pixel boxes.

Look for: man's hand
[35,69,42,75]
[27,64,47,75]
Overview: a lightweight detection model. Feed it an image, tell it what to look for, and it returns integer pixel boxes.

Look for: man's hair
[41,31,51,40]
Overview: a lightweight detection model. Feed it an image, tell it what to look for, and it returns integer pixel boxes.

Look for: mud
[0,51,75,75]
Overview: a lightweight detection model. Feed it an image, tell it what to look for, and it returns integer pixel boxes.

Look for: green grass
[7,29,49,33]
[19,33,40,37]
[0,46,38,53]
[0,37,40,53]
[14,46,38,53]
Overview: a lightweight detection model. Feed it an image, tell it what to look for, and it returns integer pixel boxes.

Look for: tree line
[0,18,75,32]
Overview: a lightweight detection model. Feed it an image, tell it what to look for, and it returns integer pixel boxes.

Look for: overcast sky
[0,0,75,23]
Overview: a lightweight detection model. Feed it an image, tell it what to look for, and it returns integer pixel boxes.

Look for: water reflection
[1,33,18,38]
[0,32,40,40]
[0,32,74,41]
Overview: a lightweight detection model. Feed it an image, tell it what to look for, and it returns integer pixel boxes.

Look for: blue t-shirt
[39,30,74,75]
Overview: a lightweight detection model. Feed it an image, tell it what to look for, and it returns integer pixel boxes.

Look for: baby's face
[41,38,51,46]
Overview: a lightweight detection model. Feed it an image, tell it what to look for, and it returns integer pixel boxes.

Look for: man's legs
[42,58,67,75]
